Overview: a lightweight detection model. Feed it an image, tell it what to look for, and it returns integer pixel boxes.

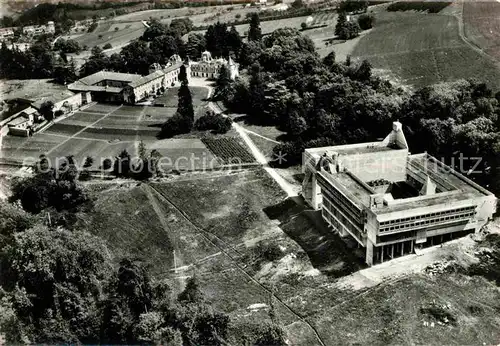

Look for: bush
[98,34,103,39]
[194,111,232,134]
[103,43,112,49]
[88,22,98,32]
[254,242,284,262]
[357,13,374,30]
[54,110,64,118]
[158,113,192,138]
[114,27,119,31]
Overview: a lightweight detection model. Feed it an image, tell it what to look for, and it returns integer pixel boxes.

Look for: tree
[227,25,242,57]
[335,11,347,37]
[138,141,147,160]
[54,38,81,54]
[248,63,266,121]
[151,35,178,63]
[39,101,55,121]
[194,111,232,134]
[254,323,288,346]
[179,65,188,84]
[178,277,204,304]
[119,40,155,75]
[83,156,94,168]
[177,81,194,126]
[103,43,112,50]
[186,33,206,60]
[248,13,262,42]
[0,226,112,343]
[142,19,167,41]
[214,65,232,100]
[113,149,131,177]
[205,22,229,57]
[81,46,110,77]
[301,22,307,30]
[358,13,374,30]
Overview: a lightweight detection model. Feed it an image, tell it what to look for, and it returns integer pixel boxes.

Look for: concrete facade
[302,122,497,266]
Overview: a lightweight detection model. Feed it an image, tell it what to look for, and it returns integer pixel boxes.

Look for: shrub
[254,242,284,262]
[98,34,103,39]
[194,111,232,134]
[103,43,112,49]
[158,113,192,138]
[101,158,112,170]
[54,110,64,118]
[114,27,119,31]
[357,13,374,30]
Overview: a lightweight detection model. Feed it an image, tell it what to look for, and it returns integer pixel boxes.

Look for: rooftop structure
[302,122,497,265]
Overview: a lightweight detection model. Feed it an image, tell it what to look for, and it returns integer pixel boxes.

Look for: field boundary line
[454,1,500,68]
[46,104,123,155]
[148,183,327,346]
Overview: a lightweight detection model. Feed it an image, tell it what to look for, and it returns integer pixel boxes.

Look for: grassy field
[310,273,500,345]
[71,164,500,344]
[351,11,500,90]
[463,1,500,62]
[154,86,209,107]
[2,85,213,169]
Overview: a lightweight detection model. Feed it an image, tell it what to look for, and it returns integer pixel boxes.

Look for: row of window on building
[379,206,476,232]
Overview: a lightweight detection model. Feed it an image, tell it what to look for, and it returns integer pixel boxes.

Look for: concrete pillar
[339,226,349,238]
[401,241,404,256]
[381,245,384,263]
[311,174,321,210]
[365,239,374,266]
[391,244,394,259]
[410,240,414,253]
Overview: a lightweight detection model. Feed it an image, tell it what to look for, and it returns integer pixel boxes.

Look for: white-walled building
[190,51,239,80]
[302,122,497,266]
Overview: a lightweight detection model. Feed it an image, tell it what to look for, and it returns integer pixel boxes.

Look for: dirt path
[143,184,187,290]
[188,78,299,197]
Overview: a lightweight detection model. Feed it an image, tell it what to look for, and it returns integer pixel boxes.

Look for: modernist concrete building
[190,51,239,80]
[302,122,497,266]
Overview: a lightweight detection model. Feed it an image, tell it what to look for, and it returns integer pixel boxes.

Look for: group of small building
[2,51,238,137]
[67,51,239,104]
[0,21,55,41]
[0,91,92,137]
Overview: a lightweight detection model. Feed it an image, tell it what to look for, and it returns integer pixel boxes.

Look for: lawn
[309,273,500,345]
[154,86,209,107]
[351,11,500,90]
[75,184,176,275]
[463,1,500,62]
[146,138,219,171]
[58,112,104,126]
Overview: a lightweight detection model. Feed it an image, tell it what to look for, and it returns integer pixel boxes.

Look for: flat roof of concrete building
[305,142,399,158]
[318,151,493,215]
